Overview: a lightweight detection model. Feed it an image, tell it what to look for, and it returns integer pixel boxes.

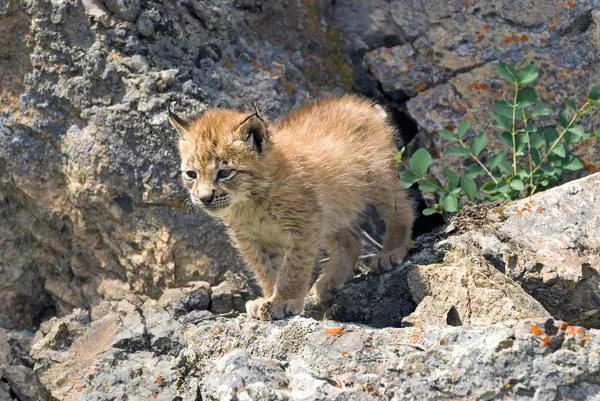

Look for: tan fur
[172,95,415,320]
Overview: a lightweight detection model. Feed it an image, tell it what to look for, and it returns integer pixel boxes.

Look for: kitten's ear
[240,114,268,154]
[168,106,191,137]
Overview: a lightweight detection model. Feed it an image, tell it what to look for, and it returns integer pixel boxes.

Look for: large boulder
[0,0,363,329]
[364,0,600,179]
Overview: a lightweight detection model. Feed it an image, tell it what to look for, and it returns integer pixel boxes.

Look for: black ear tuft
[240,115,268,154]
[168,105,191,136]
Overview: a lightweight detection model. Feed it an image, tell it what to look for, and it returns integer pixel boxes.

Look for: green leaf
[496,62,518,84]
[552,144,566,158]
[493,114,512,131]
[469,133,488,156]
[596,129,600,142]
[558,110,570,128]
[567,125,585,137]
[461,176,477,201]
[410,149,432,175]
[400,170,420,188]
[531,147,542,165]
[456,120,470,139]
[563,157,584,171]
[541,164,555,176]
[499,131,514,147]
[588,85,600,101]
[481,181,497,193]
[488,150,507,169]
[564,97,576,110]
[510,178,524,191]
[439,129,458,142]
[497,181,511,194]
[523,122,537,133]
[518,62,538,85]
[530,132,544,149]
[419,178,443,193]
[440,194,459,213]
[446,147,471,157]
[444,168,459,190]
[464,164,486,178]
[495,101,524,120]
[531,103,552,117]
[515,133,528,155]
[540,125,558,147]
[517,87,538,107]
[423,208,440,216]
[498,161,513,175]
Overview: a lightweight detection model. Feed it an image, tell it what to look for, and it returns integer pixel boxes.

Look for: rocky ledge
[14,172,598,401]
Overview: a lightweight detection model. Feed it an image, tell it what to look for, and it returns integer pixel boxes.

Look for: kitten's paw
[371,248,407,274]
[245,297,303,321]
[310,280,335,305]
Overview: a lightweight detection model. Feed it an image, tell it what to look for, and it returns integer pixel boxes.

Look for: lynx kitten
[169,95,414,320]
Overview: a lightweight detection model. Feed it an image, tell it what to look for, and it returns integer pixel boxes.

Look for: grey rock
[180,315,600,401]
[366,0,600,179]
[0,328,38,401]
[103,0,140,22]
[143,306,183,356]
[2,0,360,330]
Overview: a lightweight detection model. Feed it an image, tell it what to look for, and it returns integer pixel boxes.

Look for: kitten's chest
[228,208,286,249]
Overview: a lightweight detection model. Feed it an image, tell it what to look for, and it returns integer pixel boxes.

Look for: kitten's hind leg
[311,227,361,304]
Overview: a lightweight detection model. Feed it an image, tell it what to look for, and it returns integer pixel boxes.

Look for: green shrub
[398,61,600,219]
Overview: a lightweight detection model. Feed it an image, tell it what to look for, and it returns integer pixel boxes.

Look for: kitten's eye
[217,169,234,180]
[184,170,197,179]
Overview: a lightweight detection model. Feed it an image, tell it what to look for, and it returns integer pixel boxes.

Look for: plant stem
[510,83,520,176]
[523,114,533,191]
[457,139,498,184]
[530,101,589,177]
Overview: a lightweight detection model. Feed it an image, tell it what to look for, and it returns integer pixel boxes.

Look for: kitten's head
[169,107,270,217]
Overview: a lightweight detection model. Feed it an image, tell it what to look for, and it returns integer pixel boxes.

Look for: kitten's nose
[198,191,215,206]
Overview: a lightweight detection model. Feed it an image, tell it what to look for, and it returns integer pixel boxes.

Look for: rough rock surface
[27,173,600,401]
[0,0,366,329]
[365,0,600,178]
[32,308,600,401]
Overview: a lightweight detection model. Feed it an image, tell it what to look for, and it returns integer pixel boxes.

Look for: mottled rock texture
[27,173,600,401]
[365,0,600,179]
[31,307,600,401]
[0,0,366,329]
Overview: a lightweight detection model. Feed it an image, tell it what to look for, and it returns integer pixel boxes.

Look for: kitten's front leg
[253,231,318,320]
[233,235,277,304]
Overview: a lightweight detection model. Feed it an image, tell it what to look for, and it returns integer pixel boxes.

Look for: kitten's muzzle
[198,191,231,209]
[198,191,215,207]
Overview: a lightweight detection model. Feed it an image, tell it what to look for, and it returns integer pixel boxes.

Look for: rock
[0,328,39,401]
[364,0,600,179]
[158,281,212,317]
[30,301,192,401]
[210,272,258,314]
[180,315,600,400]
[405,251,550,326]
[103,0,140,22]
[143,306,183,356]
[1,0,370,329]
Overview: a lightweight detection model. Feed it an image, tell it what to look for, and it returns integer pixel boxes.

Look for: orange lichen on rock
[503,35,517,44]
[154,376,164,386]
[440,339,447,345]
[340,350,348,356]
[520,34,529,41]
[541,335,551,346]
[408,333,420,340]
[326,327,343,337]
[530,324,543,336]
[416,83,427,93]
